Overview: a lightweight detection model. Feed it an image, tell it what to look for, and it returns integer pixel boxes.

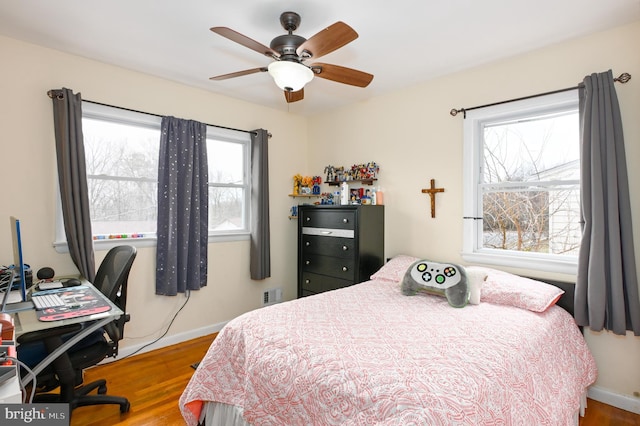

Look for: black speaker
[37,267,55,280]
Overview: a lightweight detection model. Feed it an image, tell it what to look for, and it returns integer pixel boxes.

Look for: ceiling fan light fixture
[267,61,313,92]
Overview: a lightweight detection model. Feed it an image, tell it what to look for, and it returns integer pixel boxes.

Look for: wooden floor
[70,333,217,426]
[66,333,640,425]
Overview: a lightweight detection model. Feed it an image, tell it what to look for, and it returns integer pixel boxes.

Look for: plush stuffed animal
[401,260,469,308]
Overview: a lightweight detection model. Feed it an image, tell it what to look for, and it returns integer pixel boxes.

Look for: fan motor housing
[270,34,306,57]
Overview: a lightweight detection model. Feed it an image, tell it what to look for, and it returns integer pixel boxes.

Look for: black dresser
[298,205,384,297]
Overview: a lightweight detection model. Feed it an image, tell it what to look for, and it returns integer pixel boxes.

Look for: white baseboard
[588,385,640,415]
[108,320,229,362]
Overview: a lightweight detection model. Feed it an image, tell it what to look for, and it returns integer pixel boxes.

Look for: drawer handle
[342,266,348,272]
[305,241,311,246]
[305,217,311,222]
[342,218,349,223]
[342,245,348,251]
[305,260,310,265]
[305,279,310,284]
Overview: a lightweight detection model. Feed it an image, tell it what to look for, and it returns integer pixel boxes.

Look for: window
[206,128,251,235]
[54,102,250,250]
[462,90,580,274]
[82,104,161,241]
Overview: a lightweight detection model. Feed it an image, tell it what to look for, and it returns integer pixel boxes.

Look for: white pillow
[467,266,564,312]
[465,267,487,305]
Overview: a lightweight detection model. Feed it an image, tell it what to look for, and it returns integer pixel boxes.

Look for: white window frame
[461,90,579,275]
[54,103,251,252]
[205,126,252,241]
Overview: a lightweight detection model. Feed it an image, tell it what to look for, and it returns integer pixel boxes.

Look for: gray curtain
[575,70,640,336]
[156,117,208,295]
[50,88,96,281]
[250,129,271,280]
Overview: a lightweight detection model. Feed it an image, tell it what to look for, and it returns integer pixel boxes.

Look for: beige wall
[307,21,640,406]
[0,35,307,351]
[2,19,639,409]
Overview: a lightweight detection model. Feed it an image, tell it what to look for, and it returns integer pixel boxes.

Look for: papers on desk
[0,290,34,313]
[4,291,22,305]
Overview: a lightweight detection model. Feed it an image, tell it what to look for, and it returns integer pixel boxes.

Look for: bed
[180,255,597,425]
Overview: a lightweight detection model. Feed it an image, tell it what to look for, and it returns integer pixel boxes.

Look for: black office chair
[17,245,137,414]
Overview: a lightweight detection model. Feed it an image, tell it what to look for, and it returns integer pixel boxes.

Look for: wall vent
[262,288,283,306]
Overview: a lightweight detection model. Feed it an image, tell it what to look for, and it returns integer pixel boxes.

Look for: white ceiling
[1,1,639,116]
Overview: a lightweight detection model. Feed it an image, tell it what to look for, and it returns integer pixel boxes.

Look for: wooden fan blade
[211,27,280,58]
[285,89,304,103]
[210,67,267,80]
[296,22,358,59]
[310,63,373,87]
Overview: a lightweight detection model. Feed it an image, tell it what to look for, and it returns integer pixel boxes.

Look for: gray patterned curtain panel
[156,116,208,295]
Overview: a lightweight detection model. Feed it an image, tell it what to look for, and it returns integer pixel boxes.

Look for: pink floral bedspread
[180,280,597,425]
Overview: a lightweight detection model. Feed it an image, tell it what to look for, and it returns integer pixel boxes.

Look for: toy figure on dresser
[324,165,335,183]
[367,162,380,179]
[320,193,335,205]
[312,176,322,194]
[292,174,303,195]
[348,162,379,181]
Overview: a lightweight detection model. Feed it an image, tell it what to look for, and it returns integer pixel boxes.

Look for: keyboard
[32,293,66,310]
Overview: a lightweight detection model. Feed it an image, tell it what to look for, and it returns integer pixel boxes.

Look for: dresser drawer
[300,209,356,230]
[301,254,355,280]
[301,234,355,258]
[301,272,353,294]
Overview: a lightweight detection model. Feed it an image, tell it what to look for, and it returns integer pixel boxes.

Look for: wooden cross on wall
[421,179,445,218]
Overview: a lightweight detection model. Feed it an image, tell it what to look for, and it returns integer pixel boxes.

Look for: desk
[12,280,123,389]
[0,376,21,403]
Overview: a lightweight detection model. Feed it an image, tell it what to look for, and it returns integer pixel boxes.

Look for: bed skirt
[201,401,251,426]
[200,396,589,426]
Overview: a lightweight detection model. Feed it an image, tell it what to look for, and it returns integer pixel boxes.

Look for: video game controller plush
[401,260,469,308]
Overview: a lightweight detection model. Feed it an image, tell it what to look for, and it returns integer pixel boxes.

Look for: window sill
[53,233,250,253]
[461,251,578,276]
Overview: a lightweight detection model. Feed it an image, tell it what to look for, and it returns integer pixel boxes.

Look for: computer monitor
[10,216,27,302]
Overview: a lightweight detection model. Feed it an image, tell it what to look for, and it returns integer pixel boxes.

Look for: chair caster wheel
[98,384,107,394]
[120,402,131,413]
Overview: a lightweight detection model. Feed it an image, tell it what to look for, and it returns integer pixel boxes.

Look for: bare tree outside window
[83,117,159,235]
[481,111,580,256]
[207,139,247,232]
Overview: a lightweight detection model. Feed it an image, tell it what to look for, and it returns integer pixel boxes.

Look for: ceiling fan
[209,11,374,103]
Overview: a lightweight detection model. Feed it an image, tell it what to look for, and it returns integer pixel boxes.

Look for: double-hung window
[206,127,251,237]
[54,102,250,250]
[461,90,580,274]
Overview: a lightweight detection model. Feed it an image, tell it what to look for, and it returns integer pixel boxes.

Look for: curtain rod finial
[450,108,466,118]
[47,89,64,100]
[616,73,631,84]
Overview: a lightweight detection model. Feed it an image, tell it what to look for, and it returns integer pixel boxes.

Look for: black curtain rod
[47,91,268,137]
[449,72,631,118]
